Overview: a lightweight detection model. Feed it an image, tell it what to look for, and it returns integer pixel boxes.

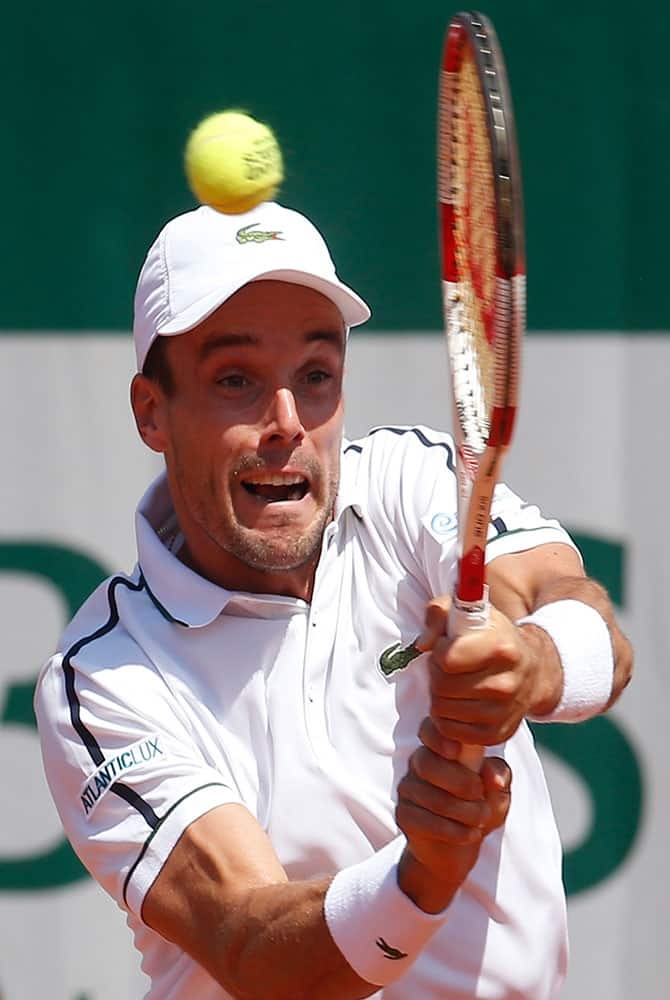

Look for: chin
[225,522,324,574]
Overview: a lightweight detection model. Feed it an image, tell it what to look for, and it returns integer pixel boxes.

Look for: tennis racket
[438,11,525,769]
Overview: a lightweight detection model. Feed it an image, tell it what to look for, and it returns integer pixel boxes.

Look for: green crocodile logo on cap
[236,223,283,244]
[379,638,422,677]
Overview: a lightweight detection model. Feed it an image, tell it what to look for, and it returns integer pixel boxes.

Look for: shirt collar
[136,473,238,627]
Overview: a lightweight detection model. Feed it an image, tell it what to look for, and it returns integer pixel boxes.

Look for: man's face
[133,280,346,597]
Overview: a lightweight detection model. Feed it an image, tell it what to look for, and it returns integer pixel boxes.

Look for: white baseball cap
[133,201,371,371]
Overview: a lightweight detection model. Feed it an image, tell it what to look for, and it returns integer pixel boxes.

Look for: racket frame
[438,12,526,769]
[438,11,525,615]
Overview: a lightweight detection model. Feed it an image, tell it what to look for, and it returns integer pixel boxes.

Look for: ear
[130,374,169,453]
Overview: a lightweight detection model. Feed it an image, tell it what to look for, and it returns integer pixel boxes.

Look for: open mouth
[241,473,310,503]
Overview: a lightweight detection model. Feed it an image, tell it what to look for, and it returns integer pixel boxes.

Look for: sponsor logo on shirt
[79,735,163,818]
[379,639,422,678]
[430,511,456,535]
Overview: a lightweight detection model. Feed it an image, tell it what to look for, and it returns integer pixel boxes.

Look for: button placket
[302,525,340,752]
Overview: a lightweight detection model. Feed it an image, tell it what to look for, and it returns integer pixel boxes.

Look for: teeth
[243,474,307,486]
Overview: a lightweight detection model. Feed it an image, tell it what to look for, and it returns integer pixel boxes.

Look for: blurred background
[1,1,667,996]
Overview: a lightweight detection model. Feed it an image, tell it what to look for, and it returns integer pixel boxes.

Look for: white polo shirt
[35,425,572,999]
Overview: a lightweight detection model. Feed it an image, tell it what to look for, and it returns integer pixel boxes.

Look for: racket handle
[448,588,490,772]
[448,590,490,636]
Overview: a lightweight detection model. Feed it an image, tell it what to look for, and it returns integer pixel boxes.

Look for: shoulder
[338,426,459,557]
[342,424,457,483]
[56,569,148,659]
[35,570,157,720]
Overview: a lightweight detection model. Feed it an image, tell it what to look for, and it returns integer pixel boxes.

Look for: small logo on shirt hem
[80,736,163,817]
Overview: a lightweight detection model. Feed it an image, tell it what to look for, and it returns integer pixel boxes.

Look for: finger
[409,745,484,800]
[428,634,502,677]
[480,758,513,831]
[395,800,483,846]
[418,716,462,759]
[430,664,510,701]
[416,596,452,651]
[450,633,519,671]
[429,659,520,700]
[481,756,513,793]
[397,774,492,829]
[432,628,519,676]
[431,696,509,726]
[431,715,519,747]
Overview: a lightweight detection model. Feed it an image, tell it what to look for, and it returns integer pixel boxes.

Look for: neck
[176,537,320,602]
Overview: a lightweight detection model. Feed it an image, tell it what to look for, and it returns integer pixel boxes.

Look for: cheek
[316,407,344,475]
[166,407,205,465]
[166,404,237,478]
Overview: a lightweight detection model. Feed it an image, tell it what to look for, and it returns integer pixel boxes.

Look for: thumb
[417,596,453,651]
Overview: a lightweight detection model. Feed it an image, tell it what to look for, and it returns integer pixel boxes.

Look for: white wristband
[518,599,614,722]
[323,836,450,986]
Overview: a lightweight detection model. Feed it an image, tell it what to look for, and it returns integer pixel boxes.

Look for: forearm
[209,879,376,1000]
[523,573,633,712]
[143,818,458,1000]
[143,766,510,996]
[487,540,633,718]
[214,850,467,997]
[141,806,374,999]
[143,839,376,998]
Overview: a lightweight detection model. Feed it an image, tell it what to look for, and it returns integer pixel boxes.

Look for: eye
[217,373,250,389]
[304,369,333,385]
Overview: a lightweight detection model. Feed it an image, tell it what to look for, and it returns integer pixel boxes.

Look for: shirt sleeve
[34,643,243,918]
[485,481,581,563]
[358,425,579,599]
[418,467,580,597]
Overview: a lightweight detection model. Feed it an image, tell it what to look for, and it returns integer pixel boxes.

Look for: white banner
[0,333,665,998]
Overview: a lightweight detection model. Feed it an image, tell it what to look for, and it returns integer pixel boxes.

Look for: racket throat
[456,547,487,603]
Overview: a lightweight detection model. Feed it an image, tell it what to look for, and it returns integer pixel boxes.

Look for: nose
[259,387,305,446]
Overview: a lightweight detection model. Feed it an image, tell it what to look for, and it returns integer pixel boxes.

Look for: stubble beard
[180,453,340,574]
[219,493,336,571]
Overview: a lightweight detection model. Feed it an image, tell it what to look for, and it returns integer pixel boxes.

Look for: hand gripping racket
[438,11,525,769]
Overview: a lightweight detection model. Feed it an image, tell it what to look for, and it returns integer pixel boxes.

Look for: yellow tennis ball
[184,110,283,214]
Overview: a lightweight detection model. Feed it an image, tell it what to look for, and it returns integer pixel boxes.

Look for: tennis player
[35,202,632,999]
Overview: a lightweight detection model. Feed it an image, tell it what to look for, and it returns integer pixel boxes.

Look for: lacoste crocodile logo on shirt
[379,639,422,677]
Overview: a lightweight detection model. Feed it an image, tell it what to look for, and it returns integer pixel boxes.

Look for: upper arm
[35,653,374,999]
[34,647,243,915]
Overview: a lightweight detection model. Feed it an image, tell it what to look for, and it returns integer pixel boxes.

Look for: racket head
[438,10,525,603]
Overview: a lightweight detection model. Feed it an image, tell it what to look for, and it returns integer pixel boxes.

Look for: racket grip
[448,588,490,636]
[448,588,490,772]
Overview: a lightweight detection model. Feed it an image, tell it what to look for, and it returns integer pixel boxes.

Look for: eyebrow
[198,328,345,363]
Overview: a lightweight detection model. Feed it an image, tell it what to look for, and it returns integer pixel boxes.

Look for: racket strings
[444,48,498,454]
[445,292,490,452]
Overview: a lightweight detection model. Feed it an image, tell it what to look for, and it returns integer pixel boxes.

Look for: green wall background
[2,1,667,333]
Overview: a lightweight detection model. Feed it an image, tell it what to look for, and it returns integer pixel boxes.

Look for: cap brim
[157,267,371,337]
